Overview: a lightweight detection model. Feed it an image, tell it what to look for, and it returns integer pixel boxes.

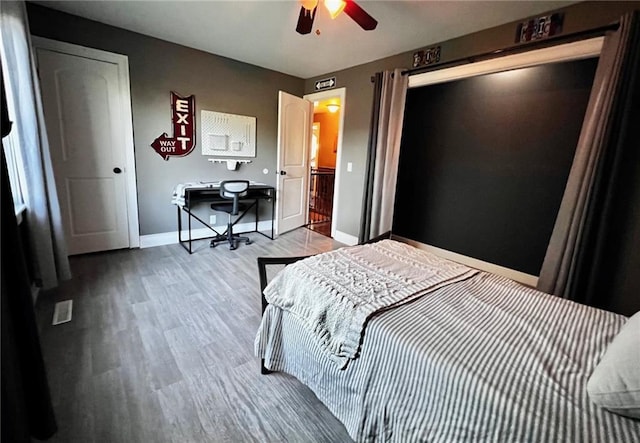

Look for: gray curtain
[2,148,58,442]
[0,0,70,289]
[537,12,640,309]
[360,72,383,243]
[359,68,408,242]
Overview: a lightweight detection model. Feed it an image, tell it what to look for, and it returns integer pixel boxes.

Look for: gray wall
[27,3,304,236]
[26,1,640,239]
[304,0,640,239]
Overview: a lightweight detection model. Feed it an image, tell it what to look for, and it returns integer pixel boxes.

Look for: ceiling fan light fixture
[300,0,319,11]
[324,0,346,19]
[326,103,340,113]
[296,0,376,35]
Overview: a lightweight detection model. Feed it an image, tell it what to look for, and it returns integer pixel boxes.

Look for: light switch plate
[347,162,353,172]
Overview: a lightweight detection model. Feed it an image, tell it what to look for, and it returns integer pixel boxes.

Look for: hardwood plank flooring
[306,221,332,238]
[35,228,351,443]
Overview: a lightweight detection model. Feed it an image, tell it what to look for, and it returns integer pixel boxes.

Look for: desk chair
[210,180,252,250]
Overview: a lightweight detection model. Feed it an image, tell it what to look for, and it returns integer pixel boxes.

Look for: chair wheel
[210,241,216,248]
[246,239,252,245]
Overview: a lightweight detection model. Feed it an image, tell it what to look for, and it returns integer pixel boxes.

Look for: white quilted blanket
[263,240,478,367]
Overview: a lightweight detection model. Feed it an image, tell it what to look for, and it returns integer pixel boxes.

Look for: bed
[255,239,640,442]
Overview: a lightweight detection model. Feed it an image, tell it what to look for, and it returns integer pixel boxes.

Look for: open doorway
[304,88,345,239]
[308,97,340,236]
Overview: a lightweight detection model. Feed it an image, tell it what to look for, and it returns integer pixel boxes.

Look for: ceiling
[34,1,577,79]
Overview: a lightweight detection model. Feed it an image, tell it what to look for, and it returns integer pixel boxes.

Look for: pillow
[587,311,640,419]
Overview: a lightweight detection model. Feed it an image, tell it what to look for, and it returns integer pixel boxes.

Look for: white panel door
[275,91,313,235]
[37,47,131,254]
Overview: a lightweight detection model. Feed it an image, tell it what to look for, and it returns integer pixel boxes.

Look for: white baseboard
[140,220,273,248]
[393,235,539,288]
[333,230,359,246]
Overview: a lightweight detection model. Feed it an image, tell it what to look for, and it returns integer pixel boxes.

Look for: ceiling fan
[296,0,378,35]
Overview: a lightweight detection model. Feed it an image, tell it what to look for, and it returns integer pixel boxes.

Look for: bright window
[1,40,27,214]
[1,71,27,214]
[2,129,26,211]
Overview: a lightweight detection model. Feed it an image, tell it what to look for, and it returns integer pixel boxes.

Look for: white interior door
[275,91,313,235]
[36,42,136,255]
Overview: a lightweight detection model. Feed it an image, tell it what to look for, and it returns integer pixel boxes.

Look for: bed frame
[257,255,307,374]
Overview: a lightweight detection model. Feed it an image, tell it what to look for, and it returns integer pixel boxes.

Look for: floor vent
[52,300,73,325]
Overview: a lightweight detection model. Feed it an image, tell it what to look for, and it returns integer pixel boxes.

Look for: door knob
[278,170,287,175]
[113,167,122,174]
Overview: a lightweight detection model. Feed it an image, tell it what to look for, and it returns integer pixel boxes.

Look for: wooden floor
[35,228,352,443]
[306,222,332,237]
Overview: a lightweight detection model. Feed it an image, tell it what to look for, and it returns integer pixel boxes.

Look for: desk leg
[178,206,192,254]
[177,206,182,243]
[255,198,259,234]
[188,208,193,254]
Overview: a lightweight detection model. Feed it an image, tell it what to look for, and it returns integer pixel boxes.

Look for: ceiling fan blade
[296,6,317,35]
[344,0,377,31]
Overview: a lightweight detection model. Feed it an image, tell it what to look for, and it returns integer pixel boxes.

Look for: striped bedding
[256,267,640,442]
[263,240,478,367]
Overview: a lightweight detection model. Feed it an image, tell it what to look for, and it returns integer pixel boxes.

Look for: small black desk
[176,183,275,254]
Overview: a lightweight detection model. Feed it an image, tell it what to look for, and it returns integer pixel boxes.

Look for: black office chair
[210,180,252,250]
